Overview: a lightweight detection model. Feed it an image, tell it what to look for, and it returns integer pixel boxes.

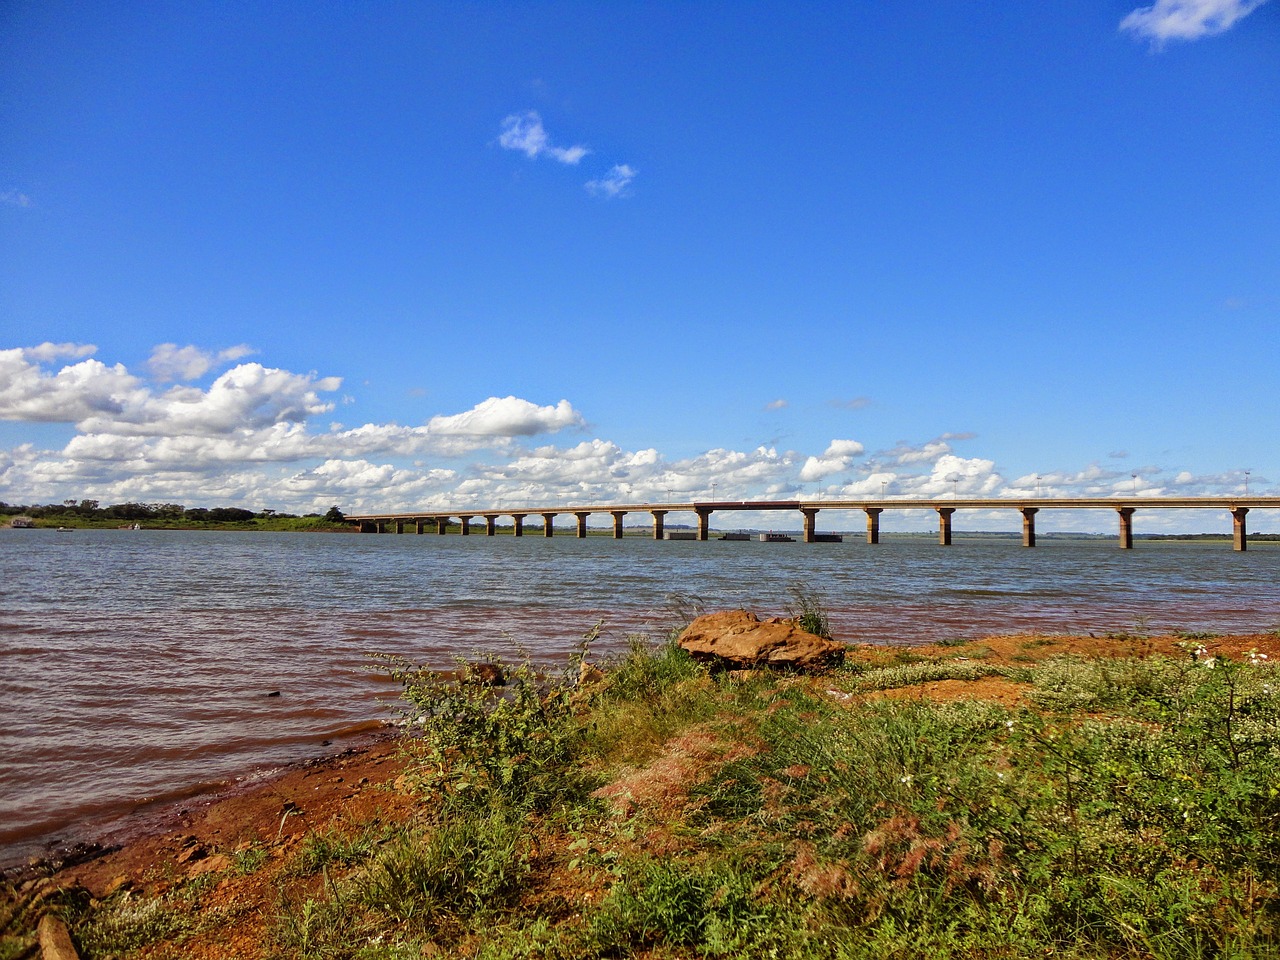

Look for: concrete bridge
[346,497,1280,551]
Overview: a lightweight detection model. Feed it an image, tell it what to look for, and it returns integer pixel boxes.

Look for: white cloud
[1121,0,1269,45]
[1,190,32,208]
[764,399,788,411]
[2,345,1272,525]
[23,342,97,362]
[427,396,585,437]
[147,343,255,382]
[498,111,589,165]
[585,164,637,198]
[0,349,147,423]
[799,439,866,482]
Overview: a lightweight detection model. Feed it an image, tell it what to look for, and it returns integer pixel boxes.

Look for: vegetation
[0,499,352,531]
[8,622,1280,958]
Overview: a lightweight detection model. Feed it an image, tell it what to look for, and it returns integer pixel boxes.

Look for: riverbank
[5,627,1280,958]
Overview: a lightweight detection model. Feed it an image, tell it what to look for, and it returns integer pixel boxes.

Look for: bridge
[346,496,1280,551]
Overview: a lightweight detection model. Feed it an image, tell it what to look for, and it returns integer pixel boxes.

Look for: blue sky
[2,1,1277,531]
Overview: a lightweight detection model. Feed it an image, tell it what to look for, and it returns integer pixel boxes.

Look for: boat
[758,532,796,542]
[56,527,75,532]
[666,531,698,540]
[717,532,751,541]
[10,517,34,528]
[812,533,844,543]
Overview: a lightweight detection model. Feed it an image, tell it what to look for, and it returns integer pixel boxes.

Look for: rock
[677,610,844,671]
[577,661,605,687]
[102,875,132,897]
[175,843,207,865]
[38,913,80,960]
[187,854,229,878]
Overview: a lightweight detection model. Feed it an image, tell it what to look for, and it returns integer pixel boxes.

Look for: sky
[1,1,1277,533]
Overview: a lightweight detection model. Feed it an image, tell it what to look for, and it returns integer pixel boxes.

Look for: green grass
[32,637,1280,959]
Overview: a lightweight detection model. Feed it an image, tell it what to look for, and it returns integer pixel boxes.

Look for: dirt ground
[9,630,1280,958]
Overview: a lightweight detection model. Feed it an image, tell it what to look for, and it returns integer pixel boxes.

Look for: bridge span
[346,497,1280,551]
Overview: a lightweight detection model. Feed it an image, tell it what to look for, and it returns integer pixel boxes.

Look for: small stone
[188,853,229,878]
[38,913,79,960]
[175,843,207,865]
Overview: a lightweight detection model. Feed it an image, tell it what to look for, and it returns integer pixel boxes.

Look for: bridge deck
[348,496,1280,522]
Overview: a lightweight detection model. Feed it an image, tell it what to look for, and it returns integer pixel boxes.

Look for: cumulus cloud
[585,164,637,198]
[426,396,585,437]
[764,399,788,411]
[498,111,589,164]
[147,343,255,382]
[0,349,147,423]
[1121,0,1270,45]
[2,344,1270,524]
[799,439,866,482]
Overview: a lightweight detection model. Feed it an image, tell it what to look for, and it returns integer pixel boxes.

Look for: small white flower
[1203,657,1217,669]
[899,774,913,785]
[1005,720,1015,731]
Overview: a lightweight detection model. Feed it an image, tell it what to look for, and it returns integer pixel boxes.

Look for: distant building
[10,516,34,528]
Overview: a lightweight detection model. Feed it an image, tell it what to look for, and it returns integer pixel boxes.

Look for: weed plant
[785,582,833,639]
[258,641,1280,958]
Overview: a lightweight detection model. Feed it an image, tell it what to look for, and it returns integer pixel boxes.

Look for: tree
[324,506,345,523]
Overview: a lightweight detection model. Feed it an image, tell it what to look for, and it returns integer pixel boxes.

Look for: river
[2,528,1278,868]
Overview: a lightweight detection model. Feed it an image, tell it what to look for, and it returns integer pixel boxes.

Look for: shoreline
[5,628,1280,958]
[1,723,402,885]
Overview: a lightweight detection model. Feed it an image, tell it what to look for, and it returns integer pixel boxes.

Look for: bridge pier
[542,512,556,537]
[436,518,448,535]
[415,519,427,534]
[1232,507,1249,552]
[864,507,882,544]
[459,515,473,536]
[651,510,667,540]
[575,512,590,538]
[484,515,497,536]
[936,507,955,546]
[1021,507,1039,548]
[511,514,525,537]
[395,520,404,534]
[1117,507,1135,549]
[696,507,712,541]
[801,508,819,543]
[611,511,627,539]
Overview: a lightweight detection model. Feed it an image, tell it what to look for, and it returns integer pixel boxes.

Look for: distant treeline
[1,499,347,528]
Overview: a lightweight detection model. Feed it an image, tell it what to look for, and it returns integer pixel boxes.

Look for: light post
[1245,471,1251,496]
[881,480,887,498]
[1035,475,1041,496]
[1132,473,1138,495]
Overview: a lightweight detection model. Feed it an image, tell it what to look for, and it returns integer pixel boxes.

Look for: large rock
[677,610,843,671]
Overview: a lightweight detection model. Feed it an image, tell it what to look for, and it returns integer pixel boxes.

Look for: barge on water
[758,532,796,543]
